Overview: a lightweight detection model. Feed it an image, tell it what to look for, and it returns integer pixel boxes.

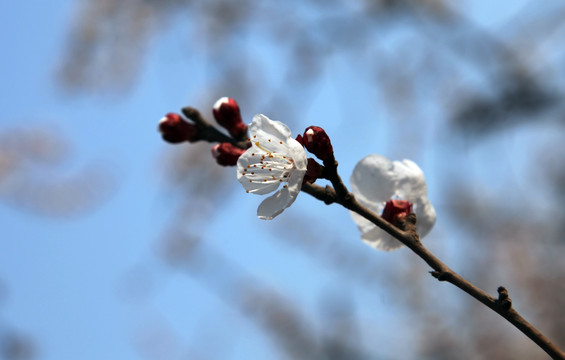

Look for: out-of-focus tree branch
[0,126,114,217]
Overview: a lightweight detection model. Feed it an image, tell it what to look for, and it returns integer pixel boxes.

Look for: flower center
[381,199,413,224]
[240,140,296,191]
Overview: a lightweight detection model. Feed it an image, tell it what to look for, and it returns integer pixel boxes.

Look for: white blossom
[237,114,307,220]
[350,154,436,251]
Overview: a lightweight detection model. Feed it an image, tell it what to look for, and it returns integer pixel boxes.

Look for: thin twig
[181,107,249,148]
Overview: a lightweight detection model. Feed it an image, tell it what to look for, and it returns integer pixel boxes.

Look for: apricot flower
[237,115,307,219]
[350,154,436,251]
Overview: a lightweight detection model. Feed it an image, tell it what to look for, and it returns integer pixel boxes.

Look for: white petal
[350,154,397,204]
[360,226,404,251]
[240,178,281,195]
[257,187,296,220]
[237,147,257,173]
[393,159,428,200]
[286,167,306,198]
[286,137,308,170]
[249,114,292,141]
[251,136,290,155]
[414,198,436,238]
[350,211,376,237]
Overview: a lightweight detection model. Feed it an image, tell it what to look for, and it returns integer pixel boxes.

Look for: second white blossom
[349,154,436,251]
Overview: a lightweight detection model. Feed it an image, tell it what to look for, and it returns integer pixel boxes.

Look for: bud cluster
[158,99,335,180]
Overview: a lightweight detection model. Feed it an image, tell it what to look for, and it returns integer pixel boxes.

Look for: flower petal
[414,198,436,238]
[349,154,436,251]
[360,226,404,251]
[257,187,296,220]
[350,154,397,204]
[286,166,306,198]
[249,114,292,142]
[238,113,307,219]
[286,137,308,170]
[392,159,428,201]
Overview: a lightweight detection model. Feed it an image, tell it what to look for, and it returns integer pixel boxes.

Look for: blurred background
[1,0,565,359]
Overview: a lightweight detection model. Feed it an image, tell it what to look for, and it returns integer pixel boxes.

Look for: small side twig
[181,107,249,148]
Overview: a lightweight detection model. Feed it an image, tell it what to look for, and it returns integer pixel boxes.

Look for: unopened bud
[213,97,247,139]
[381,199,413,225]
[211,142,246,166]
[303,158,324,184]
[158,113,199,143]
[302,126,334,161]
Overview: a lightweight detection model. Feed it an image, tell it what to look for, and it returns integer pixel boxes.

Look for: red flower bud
[211,142,246,166]
[381,199,413,224]
[302,126,334,161]
[303,158,324,184]
[212,97,248,139]
[158,113,199,143]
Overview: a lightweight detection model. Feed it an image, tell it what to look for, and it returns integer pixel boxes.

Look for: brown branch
[301,181,565,360]
[321,154,349,200]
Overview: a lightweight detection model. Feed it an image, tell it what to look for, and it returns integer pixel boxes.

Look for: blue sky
[0,1,556,359]
[0,2,167,358]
